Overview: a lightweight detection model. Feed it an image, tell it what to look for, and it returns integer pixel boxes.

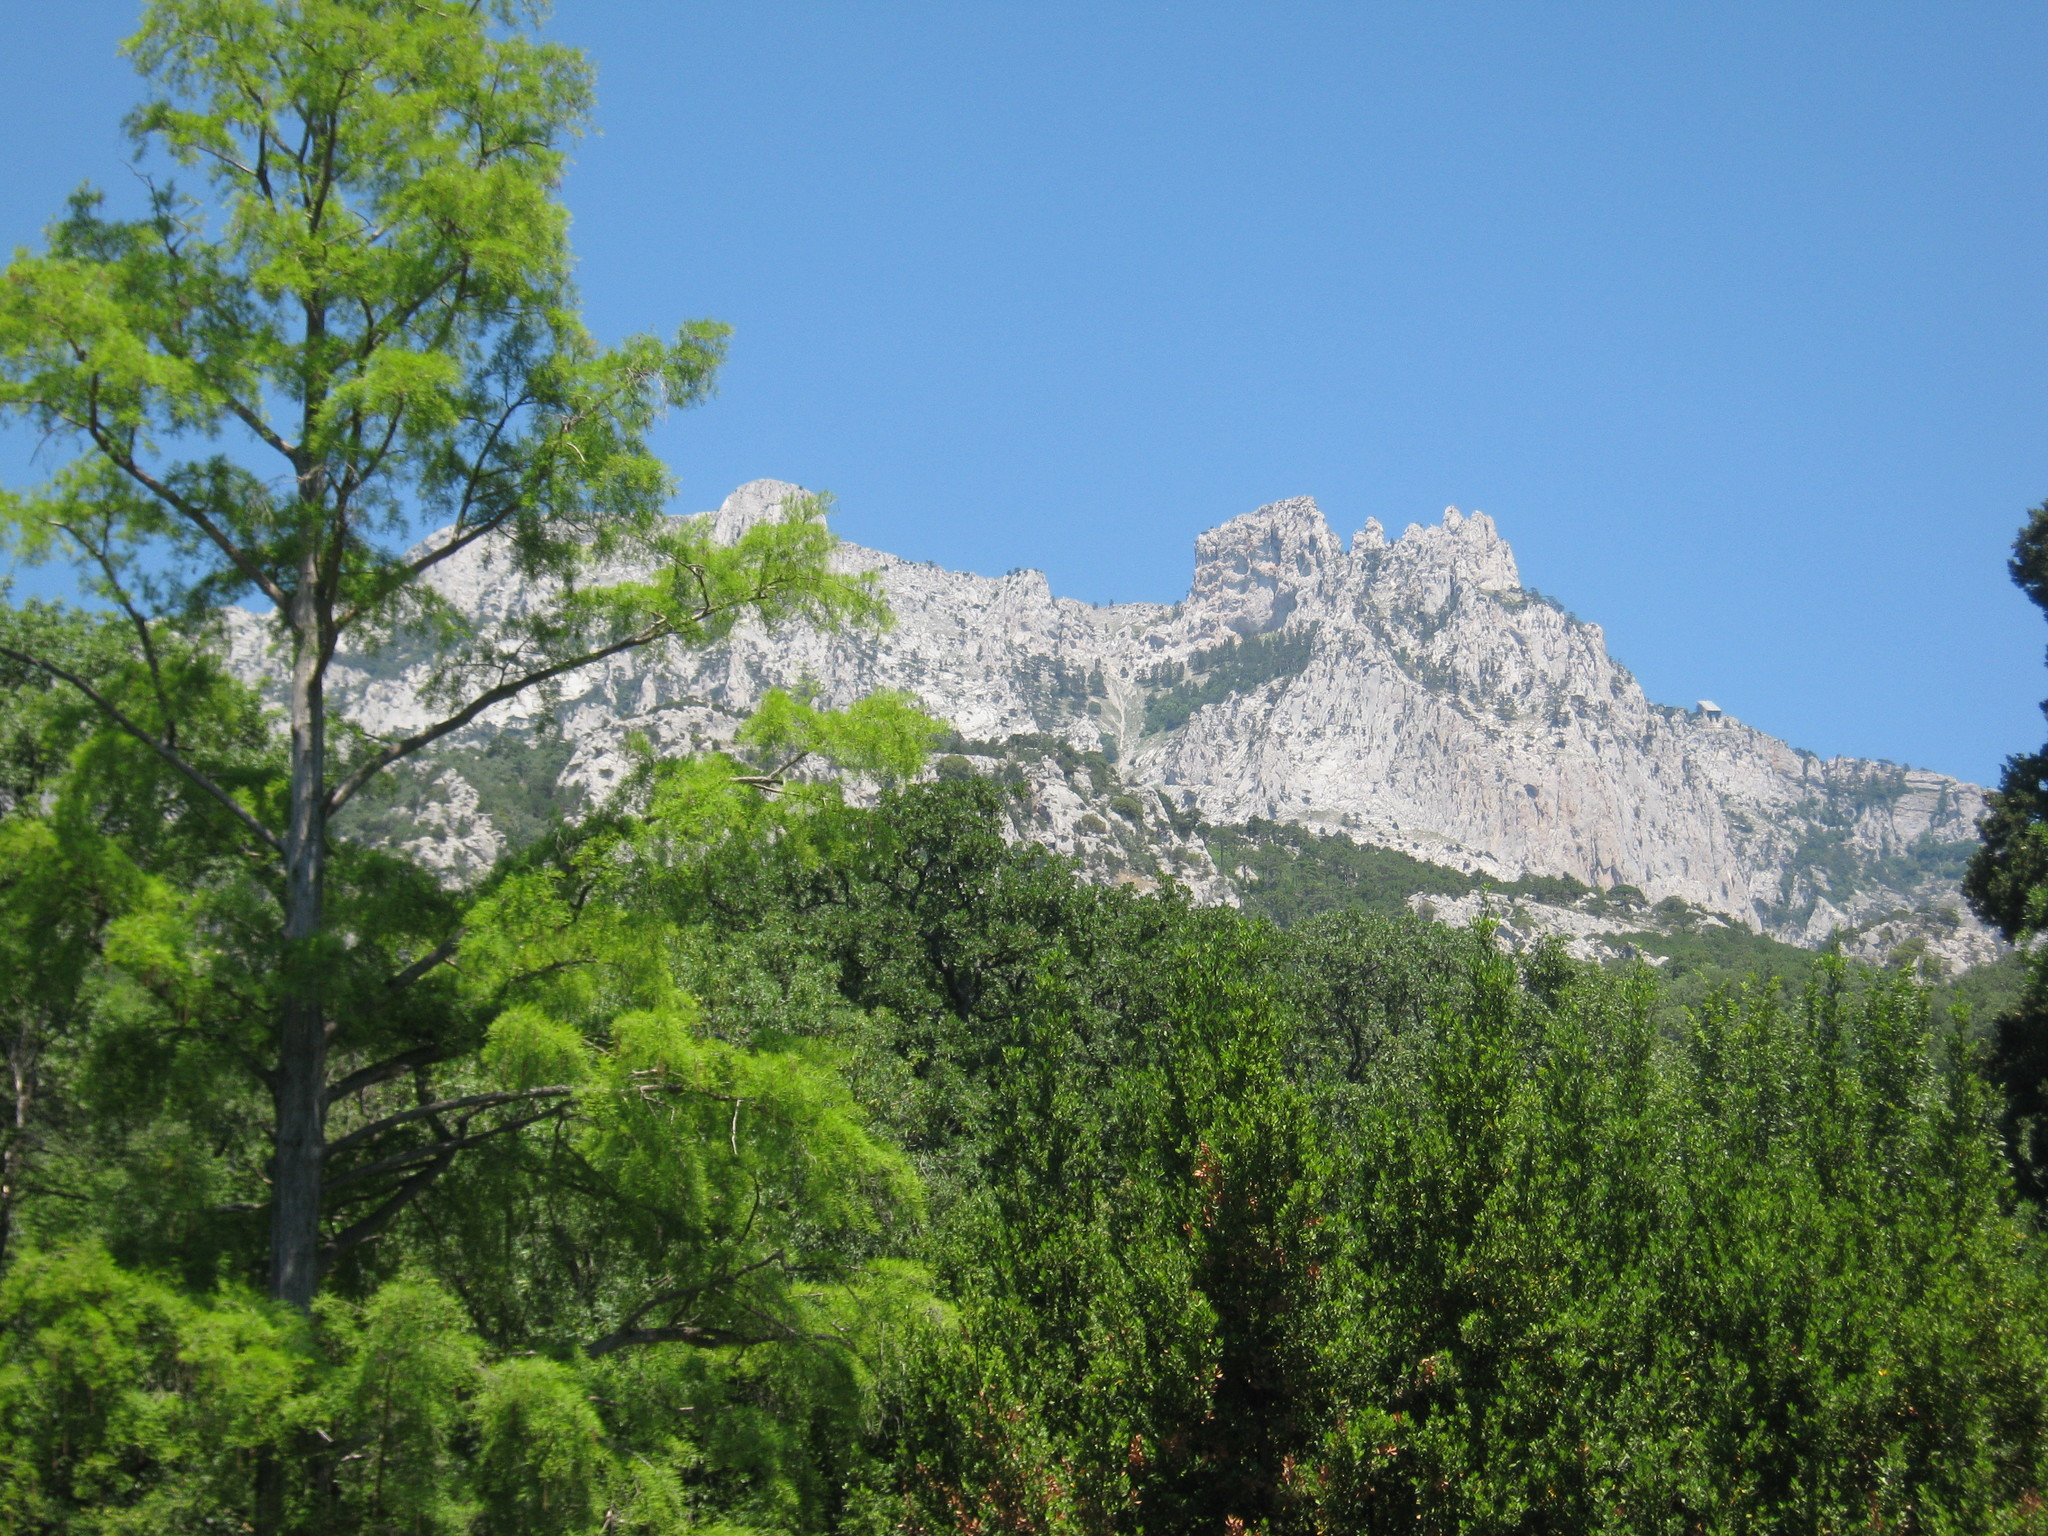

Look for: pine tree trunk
[269,597,329,1309]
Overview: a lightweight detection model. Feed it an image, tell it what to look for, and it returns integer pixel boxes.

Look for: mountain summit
[228,480,1995,965]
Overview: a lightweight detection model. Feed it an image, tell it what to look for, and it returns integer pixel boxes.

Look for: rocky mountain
[224,479,2000,969]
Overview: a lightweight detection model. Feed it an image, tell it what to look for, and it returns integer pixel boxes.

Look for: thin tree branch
[0,643,284,857]
[322,1147,458,1259]
[382,937,460,994]
[390,493,514,586]
[55,521,177,748]
[437,393,530,522]
[625,1072,745,1108]
[607,1250,790,1338]
[329,385,549,619]
[584,1321,789,1359]
[219,394,297,463]
[322,1045,447,1108]
[732,748,816,796]
[324,1086,572,1161]
[331,556,829,818]
[78,414,289,611]
[507,956,596,987]
[324,1103,564,1192]
[323,619,676,816]
[190,144,263,181]
[253,119,274,203]
[137,210,296,467]
[329,409,406,562]
[360,366,655,618]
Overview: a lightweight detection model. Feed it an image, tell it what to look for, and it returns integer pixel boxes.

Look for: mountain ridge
[223,479,1999,968]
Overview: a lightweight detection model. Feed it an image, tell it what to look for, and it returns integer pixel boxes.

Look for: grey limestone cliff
[224,479,1997,966]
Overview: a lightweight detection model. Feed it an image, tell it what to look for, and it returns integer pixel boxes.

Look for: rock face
[224,480,1996,964]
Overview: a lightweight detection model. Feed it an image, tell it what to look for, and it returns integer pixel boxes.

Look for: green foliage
[0,1247,835,1534]
[1940,948,2031,1031]
[1204,817,1480,923]
[0,1246,302,1530]
[1310,957,2043,1533]
[1614,914,1822,1012]
[1142,624,1319,735]
[6,755,2048,1530]
[319,1278,481,1532]
[1970,747,2048,944]
[0,4,2038,1528]
[735,686,943,792]
[1967,500,2048,1203]
[1206,816,1611,931]
[1990,499,2048,1204]
[0,0,891,1321]
[0,655,945,1528]
[613,779,2046,1533]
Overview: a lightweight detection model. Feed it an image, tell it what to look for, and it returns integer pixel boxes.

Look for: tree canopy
[1964,500,2048,1197]
[0,0,886,1311]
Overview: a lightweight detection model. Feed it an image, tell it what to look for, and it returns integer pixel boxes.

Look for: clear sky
[5,2,2047,786]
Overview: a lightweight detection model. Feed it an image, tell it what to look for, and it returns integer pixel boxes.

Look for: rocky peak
[1187,495,1347,634]
[1372,505,1522,617]
[709,478,810,545]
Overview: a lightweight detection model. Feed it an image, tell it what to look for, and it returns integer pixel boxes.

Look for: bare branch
[607,1251,789,1338]
[325,1086,572,1162]
[323,620,674,817]
[79,415,289,611]
[55,521,177,748]
[626,1253,786,1327]
[193,145,263,181]
[329,387,542,617]
[322,1045,447,1107]
[219,394,297,464]
[507,957,596,987]
[0,643,284,857]
[383,936,460,994]
[324,1104,564,1193]
[330,409,406,563]
[380,498,514,594]
[253,120,273,203]
[626,1071,744,1108]
[361,367,658,617]
[323,1147,457,1259]
[732,748,817,797]
[585,1321,788,1359]
[329,558,833,818]
[439,403,529,517]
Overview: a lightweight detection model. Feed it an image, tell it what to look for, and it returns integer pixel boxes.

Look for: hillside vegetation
[1205,813,2022,1019]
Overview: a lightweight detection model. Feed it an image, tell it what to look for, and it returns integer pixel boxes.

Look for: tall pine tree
[0,0,880,1310]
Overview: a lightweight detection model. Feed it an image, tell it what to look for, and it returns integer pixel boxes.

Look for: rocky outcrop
[223,480,1995,966]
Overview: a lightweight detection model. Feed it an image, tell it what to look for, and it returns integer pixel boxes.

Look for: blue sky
[4,3,2047,785]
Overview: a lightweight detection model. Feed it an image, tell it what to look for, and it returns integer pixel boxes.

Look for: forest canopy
[2,723,2044,1531]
